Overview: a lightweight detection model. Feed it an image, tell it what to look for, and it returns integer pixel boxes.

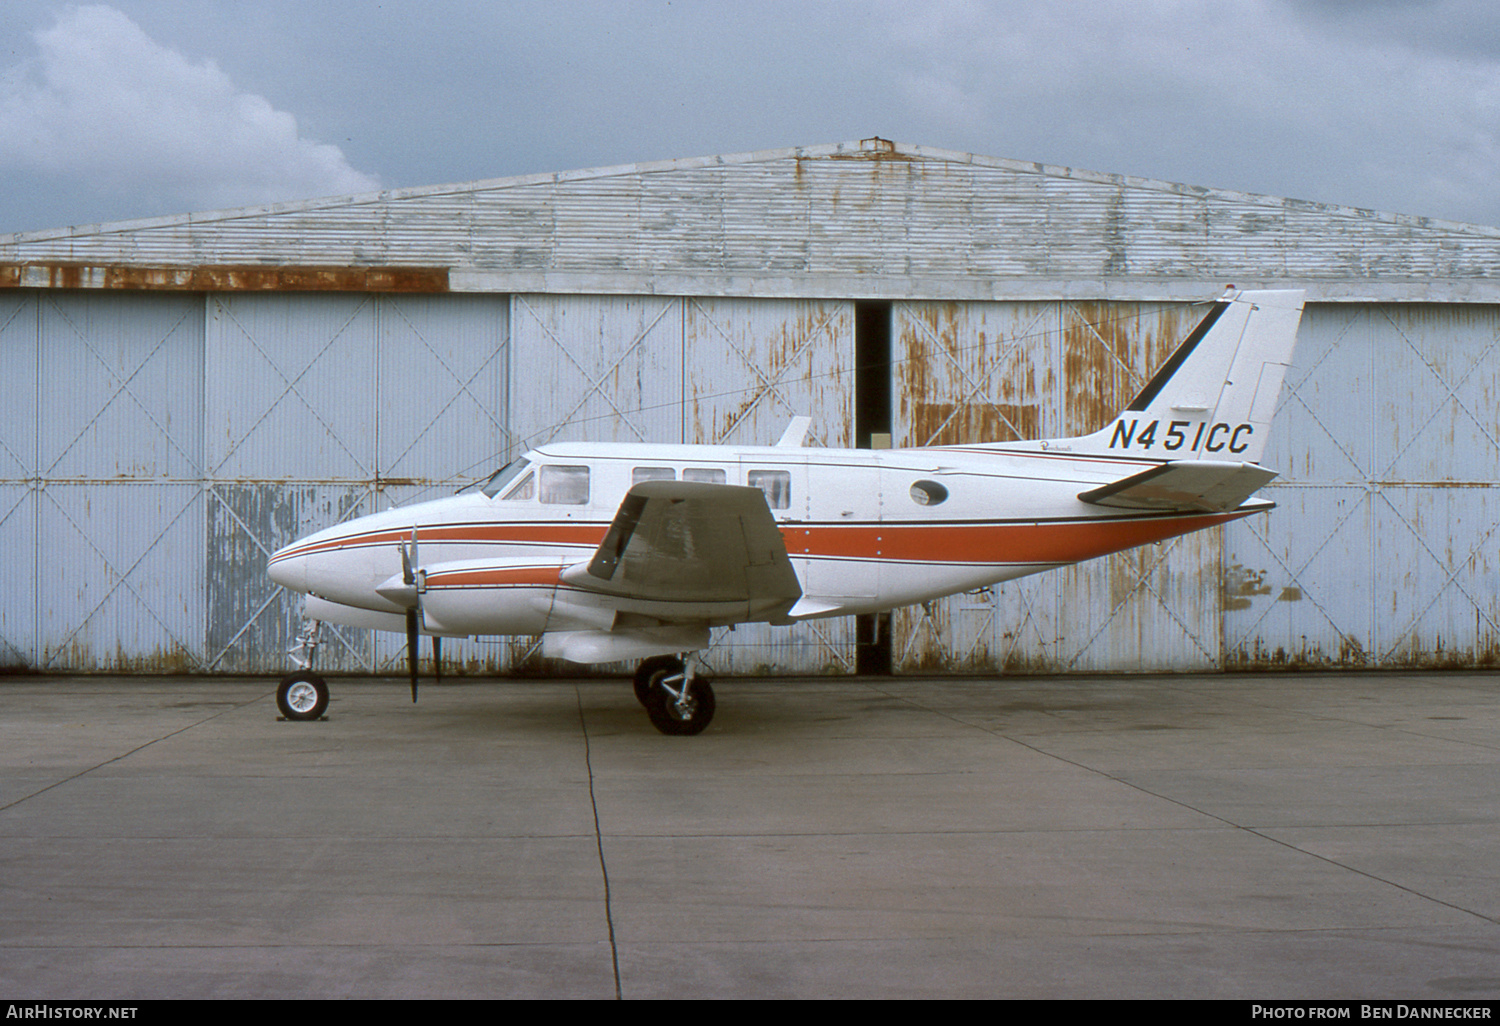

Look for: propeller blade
[403,528,422,703]
[433,635,442,688]
[406,608,419,703]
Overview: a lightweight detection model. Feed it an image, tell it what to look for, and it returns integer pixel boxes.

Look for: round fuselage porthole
[909,480,948,506]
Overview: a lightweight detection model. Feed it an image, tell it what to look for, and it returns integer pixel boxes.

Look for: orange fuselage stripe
[427,566,564,589]
[276,513,1248,568]
[787,511,1249,564]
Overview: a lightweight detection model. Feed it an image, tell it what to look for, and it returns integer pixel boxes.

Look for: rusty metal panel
[1054,530,1223,672]
[36,483,205,671]
[1224,305,1393,668]
[1225,303,1500,669]
[0,263,448,292]
[0,294,37,667]
[891,299,1223,673]
[1223,486,1374,668]
[891,298,1058,672]
[509,294,685,448]
[895,300,1060,447]
[684,297,857,672]
[0,484,34,669]
[685,297,854,446]
[894,530,1224,674]
[1058,301,1198,436]
[203,293,511,674]
[205,482,375,674]
[30,292,206,672]
[7,141,1500,302]
[1373,488,1500,666]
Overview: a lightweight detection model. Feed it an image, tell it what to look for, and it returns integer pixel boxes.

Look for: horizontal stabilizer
[1077,460,1278,513]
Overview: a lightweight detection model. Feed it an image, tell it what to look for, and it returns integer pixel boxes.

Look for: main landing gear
[632,653,716,736]
[277,619,329,721]
[276,618,716,736]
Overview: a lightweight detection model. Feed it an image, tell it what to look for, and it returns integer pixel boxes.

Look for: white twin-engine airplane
[268,288,1305,734]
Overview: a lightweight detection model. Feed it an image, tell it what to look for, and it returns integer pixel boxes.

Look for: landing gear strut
[634,653,716,736]
[277,618,329,721]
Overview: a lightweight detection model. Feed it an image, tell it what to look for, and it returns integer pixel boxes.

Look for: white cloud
[0,4,378,219]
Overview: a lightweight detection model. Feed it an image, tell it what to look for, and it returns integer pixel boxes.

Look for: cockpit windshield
[477,458,531,498]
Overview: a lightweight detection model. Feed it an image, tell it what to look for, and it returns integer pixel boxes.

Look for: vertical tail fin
[1071,289,1305,463]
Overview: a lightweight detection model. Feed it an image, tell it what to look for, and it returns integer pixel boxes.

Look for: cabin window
[683,467,727,484]
[540,465,590,505]
[480,458,531,498]
[500,471,535,501]
[909,480,948,506]
[748,469,791,509]
[632,466,675,484]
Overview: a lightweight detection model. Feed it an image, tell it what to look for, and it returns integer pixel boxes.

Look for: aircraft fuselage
[268,439,1263,638]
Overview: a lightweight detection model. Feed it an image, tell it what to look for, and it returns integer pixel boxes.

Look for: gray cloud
[4,1,1500,234]
[875,0,1500,225]
[0,4,377,230]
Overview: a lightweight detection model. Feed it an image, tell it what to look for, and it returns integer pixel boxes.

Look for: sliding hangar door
[3,288,1495,675]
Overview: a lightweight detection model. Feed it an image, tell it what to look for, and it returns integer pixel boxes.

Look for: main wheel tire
[277,673,329,721]
[643,670,715,736]
[633,655,683,707]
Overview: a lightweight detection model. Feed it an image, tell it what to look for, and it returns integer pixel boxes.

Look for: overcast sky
[3,0,1500,235]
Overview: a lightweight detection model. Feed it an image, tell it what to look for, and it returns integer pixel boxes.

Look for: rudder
[1070,289,1305,463]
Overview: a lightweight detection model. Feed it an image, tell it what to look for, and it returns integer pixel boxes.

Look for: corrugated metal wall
[13,292,207,672]
[685,297,856,674]
[4,290,1497,675]
[9,141,1499,299]
[506,294,858,675]
[888,300,1500,674]
[890,299,1222,673]
[1227,304,1500,668]
[2,290,511,674]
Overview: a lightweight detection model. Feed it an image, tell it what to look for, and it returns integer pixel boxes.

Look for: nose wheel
[278,618,329,721]
[277,672,329,721]
[635,654,716,736]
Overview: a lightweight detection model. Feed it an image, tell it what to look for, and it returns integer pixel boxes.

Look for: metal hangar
[3,137,1498,676]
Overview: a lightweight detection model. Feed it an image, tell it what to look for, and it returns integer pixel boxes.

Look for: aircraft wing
[559,480,802,621]
[1077,460,1278,513]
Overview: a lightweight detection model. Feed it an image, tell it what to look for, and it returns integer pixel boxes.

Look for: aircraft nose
[267,543,309,592]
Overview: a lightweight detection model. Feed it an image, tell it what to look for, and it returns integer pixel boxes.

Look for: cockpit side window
[500,471,535,501]
[481,458,531,498]
[540,464,590,505]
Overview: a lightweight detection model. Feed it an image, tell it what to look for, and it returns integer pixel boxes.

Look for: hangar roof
[2,138,1496,302]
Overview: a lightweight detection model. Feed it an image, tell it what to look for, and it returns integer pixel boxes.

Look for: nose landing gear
[277,618,328,721]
